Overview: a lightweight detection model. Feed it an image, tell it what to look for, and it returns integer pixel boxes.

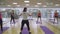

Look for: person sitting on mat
[20,7,31,34]
[0,12,3,31]
[37,10,42,24]
[54,10,58,24]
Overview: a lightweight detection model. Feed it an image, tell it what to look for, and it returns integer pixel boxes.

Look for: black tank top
[11,13,14,18]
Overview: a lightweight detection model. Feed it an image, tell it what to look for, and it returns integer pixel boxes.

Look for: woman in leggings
[37,10,42,24]
[0,12,3,31]
[10,10,15,24]
[20,7,31,34]
[54,10,58,24]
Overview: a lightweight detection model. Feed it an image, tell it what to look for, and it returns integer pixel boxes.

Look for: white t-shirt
[22,12,29,20]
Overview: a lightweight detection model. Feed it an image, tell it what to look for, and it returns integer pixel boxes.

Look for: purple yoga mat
[40,26,54,34]
[22,27,29,34]
[0,27,9,34]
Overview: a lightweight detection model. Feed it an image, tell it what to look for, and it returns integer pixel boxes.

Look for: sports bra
[54,13,58,16]
[38,13,41,16]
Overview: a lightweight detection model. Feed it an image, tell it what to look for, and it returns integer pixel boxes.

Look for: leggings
[10,18,15,24]
[21,20,30,31]
[0,19,3,31]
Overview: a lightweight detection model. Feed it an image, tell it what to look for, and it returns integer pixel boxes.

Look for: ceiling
[0,0,60,8]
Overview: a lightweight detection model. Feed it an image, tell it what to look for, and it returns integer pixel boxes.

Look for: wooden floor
[1,18,60,34]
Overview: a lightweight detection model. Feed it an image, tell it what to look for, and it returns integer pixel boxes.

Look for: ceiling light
[17,5,20,7]
[24,1,30,3]
[26,4,29,6]
[55,4,60,6]
[43,5,47,7]
[35,5,38,7]
[37,3,42,5]
[46,2,53,5]
[7,5,11,7]
[13,2,18,4]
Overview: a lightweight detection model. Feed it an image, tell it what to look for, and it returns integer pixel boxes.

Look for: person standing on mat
[10,10,15,24]
[0,12,3,31]
[37,10,42,24]
[54,10,58,24]
[20,7,31,34]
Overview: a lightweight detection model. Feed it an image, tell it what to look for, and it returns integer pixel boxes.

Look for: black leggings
[0,19,3,31]
[21,20,30,31]
[10,18,15,24]
[54,16,58,23]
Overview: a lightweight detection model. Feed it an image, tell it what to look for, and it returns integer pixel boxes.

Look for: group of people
[0,7,58,34]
